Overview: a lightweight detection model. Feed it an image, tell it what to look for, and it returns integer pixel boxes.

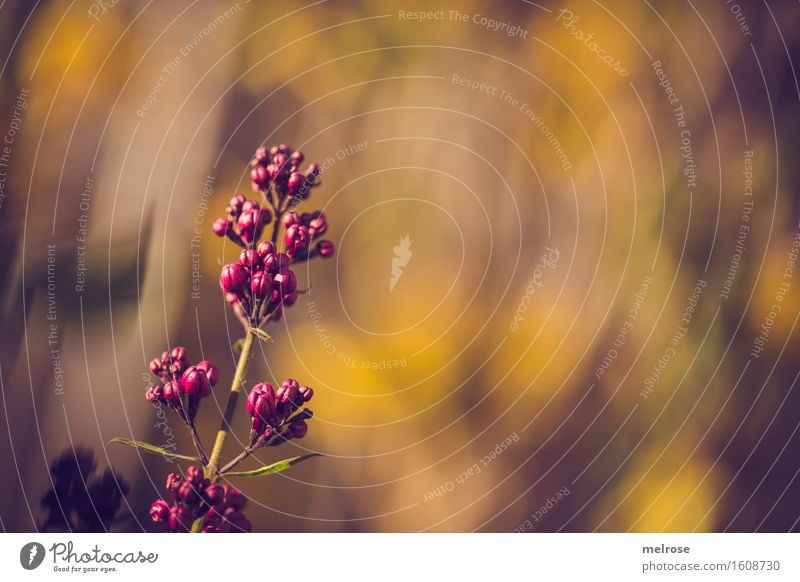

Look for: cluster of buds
[145,347,219,424]
[149,467,251,533]
[282,211,335,260]
[250,144,320,204]
[211,194,272,248]
[220,242,298,326]
[246,379,314,446]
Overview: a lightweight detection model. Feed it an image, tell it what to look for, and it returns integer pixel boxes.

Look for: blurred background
[1,0,799,532]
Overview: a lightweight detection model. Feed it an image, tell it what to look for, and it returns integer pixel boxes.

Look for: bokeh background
[1,0,799,532]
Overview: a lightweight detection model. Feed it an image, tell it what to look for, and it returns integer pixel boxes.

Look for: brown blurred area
[1,0,799,532]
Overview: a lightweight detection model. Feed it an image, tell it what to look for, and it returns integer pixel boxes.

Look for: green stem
[204,332,256,481]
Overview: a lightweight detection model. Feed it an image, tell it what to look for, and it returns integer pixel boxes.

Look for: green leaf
[225,453,322,477]
[249,327,272,342]
[109,437,200,462]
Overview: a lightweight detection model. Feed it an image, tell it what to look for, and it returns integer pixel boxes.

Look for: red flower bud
[211,217,229,237]
[283,292,298,307]
[284,224,310,257]
[196,360,219,387]
[149,358,163,376]
[220,263,249,296]
[316,240,335,258]
[250,271,273,300]
[277,378,300,405]
[256,240,276,258]
[227,194,245,216]
[163,380,183,403]
[171,347,188,363]
[239,249,262,271]
[225,488,247,511]
[181,366,212,397]
[299,385,314,402]
[307,214,328,238]
[273,268,297,295]
[150,500,170,524]
[282,212,300,228]
[287,172,304,197]
[237,209,262,244]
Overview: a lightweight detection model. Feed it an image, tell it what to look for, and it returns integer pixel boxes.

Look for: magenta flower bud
[274,269,297,295]
[225,511,252,533]
[251,165,269,190]
[227,194,246,216]
[182,366,212,397]
[287,172,304,196]
[307,214,328,238]
[237,209,261,243]
[263,252,290,274]
[225,488,247,511]
[250,271,273,300]
[196,360,219,387]
[186,465,206,485]
[289,150,304,168]
[283,292,298,307]
[284,420,308,439]
[316,240,335,258]
[220,263,249,296]
[150,499,170,524]
[239,249,263,270]
[246,382,277,419]
[256,240,276,258]
[171,346,188,363]
[166,473,183,493]
[282,212,300,228]
[260,207,272,226]
[211,217,229,237]
[299,385,314,402]
[145,385,164,403]
[149,357,163,376]
[277,378,300,405]
[272,152,289,171]
[242,199,260,213]
[163,380,183,403]
[284,224,310,257]
[253,146,269,164]
[205,484,225,506]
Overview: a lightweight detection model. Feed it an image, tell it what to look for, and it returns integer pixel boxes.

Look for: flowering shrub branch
[112,144,335,533]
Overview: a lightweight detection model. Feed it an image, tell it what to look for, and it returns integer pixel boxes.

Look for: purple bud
[225,488,247,511]
[220,263,249,296]
[283,292,298,307]
[171,347,188,363]
[299,385,314,402]
[205,484,225,506]
[282,212,300,228]
[239,249,263,271]
[307,214,328,238]
[150,499,171,524]
[163,380,183,403]
[277,378,300,405]
[196,360,219,387]
[287,172,304,197]
[316,240,335,258]
[211,217,229,237]
[256,240,276,258]
[251,271,273,300]
[166,473,183,493]
[149,358,163,376]
[284,224,310,257]
[145,385,164,403]
[237,209,262,244]
[182,366,212,398]
[227,194,246,215]
[273,269,297,295]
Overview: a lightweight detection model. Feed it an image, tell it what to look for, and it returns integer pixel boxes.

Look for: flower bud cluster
[282,211,335,260]
[246,378,314,445]
[212,195,273,248]
[250,144,320,203]
[220,241,299,325]
[145,347,219,423]
[149,466,251,533]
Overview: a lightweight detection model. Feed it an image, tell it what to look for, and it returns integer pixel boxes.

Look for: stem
[219,446,254,475]
[204,332,255,480]
[189,423,209,465]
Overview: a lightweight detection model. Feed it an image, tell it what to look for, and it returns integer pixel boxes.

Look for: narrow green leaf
[249,327,272,342]
[225,453,322,477]
[109,437,200,462]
